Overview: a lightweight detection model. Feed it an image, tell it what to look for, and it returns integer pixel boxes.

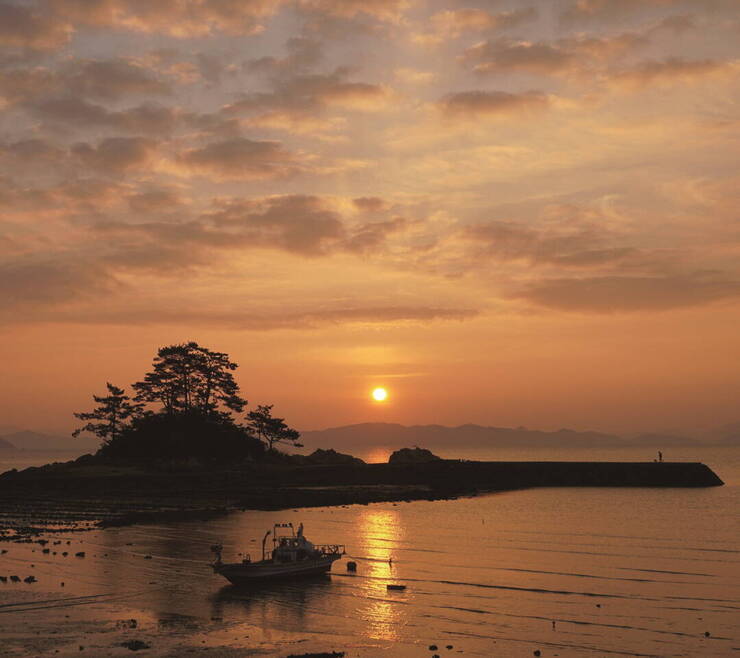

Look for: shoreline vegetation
[0,343,725,538]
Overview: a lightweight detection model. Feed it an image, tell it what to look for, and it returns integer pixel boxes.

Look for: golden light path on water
[357,508,404,642]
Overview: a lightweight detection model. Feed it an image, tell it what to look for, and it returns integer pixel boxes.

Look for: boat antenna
[262,530,271,561]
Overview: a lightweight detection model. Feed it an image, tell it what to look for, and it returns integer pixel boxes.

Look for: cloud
[1,56,171,110]
[174,137,302,181]
[226,67,391,118]
[0,257,118,307]
[394,67,435,85]
[246,37,323,76]
[1,138,66,165]
[48,0,284,37]
[72,137,158,174]
[353,197,389,212]
[438,90,550,118]
[464,219,637,269]
[27,96,180,134]
[0,1,71,51]
[511,274,740,312]
[58,57,171,100]
[127,186,185,214]
[206,194,345,255]
[344,217,408,254]
[607,57,736,89]
[560,0,686,23]
[0,67,55,105]
[462,34,644,76]
[414,7,537,45]
[91,194,408,267]
[4,303,480,329]
[296,0,409,22]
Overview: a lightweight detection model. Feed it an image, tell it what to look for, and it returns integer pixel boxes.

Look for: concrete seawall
[272,460,725,490]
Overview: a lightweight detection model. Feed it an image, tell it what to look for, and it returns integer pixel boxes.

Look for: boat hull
[215,554,341,585]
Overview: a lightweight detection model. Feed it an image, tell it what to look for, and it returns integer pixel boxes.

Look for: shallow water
[0,447,738,656]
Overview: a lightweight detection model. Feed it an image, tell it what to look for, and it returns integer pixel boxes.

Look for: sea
[0,445,738,656]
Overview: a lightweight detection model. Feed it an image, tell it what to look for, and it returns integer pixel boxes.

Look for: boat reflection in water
[211,522,345,586]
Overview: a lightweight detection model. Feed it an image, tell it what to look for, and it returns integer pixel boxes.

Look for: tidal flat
[1,479,738,657]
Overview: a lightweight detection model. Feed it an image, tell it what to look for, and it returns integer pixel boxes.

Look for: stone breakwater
[0,459,724,531]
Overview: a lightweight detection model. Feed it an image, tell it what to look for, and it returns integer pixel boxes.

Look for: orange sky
[1,0,739,436]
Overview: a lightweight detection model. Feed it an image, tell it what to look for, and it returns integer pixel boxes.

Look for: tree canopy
[72,342,300,464]
[132,342,246,416]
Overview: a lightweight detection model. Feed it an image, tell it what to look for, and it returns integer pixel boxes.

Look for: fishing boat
[211,522,345,585]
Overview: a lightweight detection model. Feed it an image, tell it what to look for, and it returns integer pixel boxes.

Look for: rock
[387,584,406,590]
[10,575,20,582]
[144,555,152,560]
[704,631,710,637]
[43,548,50,554]
[534,651,541,657]
[446,646,453,650]
[116,619,138,629]
[388,447,441,464]
[302,449,365,466]
[429,645,438,651]
[24,575,37,583]
[120,640,150,651]
[75,552,85,558]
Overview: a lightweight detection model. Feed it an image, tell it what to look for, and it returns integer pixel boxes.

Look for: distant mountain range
[1,421,737,454]
[300,422,740,452]
[0,430,98,452]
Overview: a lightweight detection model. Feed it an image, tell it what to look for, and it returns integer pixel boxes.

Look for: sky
[0,0,739,437]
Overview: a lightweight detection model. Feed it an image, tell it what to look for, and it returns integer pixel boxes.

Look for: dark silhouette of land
[0,449,723,531]
[0,343,725,533]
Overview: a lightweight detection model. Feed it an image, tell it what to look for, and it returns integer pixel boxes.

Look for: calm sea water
[0,446,737,656]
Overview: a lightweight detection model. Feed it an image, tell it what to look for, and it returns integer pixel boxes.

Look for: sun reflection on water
[357,508,405,641]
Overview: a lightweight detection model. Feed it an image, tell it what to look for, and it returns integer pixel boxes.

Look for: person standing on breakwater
[658,451,663,462]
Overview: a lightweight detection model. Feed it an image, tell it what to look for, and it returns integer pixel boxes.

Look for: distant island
[0,436,17,452]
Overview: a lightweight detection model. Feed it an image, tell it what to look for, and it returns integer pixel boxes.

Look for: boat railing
[315,544,345,555]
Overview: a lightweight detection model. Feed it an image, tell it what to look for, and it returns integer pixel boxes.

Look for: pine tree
[72,383,142,444]
[132,342,246,416]
[246,404,302,452]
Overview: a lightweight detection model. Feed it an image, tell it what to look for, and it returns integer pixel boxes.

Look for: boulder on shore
[291,448,365,466]
[388,447,441,464]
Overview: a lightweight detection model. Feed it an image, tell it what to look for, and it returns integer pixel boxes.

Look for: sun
[372,387,388,402]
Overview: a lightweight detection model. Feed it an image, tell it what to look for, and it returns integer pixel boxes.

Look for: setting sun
[372,387,388,402]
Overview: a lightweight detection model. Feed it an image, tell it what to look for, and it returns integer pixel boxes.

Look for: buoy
[347,561,357,572]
